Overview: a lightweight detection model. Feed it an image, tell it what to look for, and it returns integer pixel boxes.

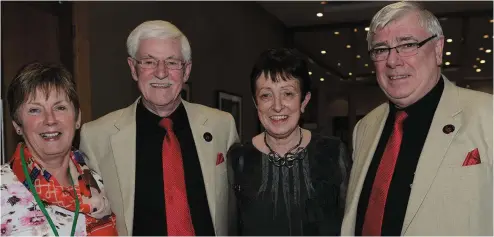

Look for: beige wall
[84,2,285,142]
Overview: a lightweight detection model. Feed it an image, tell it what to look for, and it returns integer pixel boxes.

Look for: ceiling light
[308,71,312,75]
[476,58,480,61]
[365,27,370,31]
[320,77,325,81]
[473,65,478,68]
[486,49,492,53]
[445,62,450,66]
[484,35,489,39]
[354,28,358,32]
[321,50,327,54]
[334,31,339,35]
[337,62,341,66]
[372,71,375,74]
[365,64,369,67]
[476,68,481,72]
[479,47,484,51]
[445,52,451,56]
[480,60,486,64]
[356,55,361,59]
[446,39,453,43]
[320,1,327,4]
[349,72,352,76]
[490,19,493,23]
[316,13,323,17]
[346,45,351,48]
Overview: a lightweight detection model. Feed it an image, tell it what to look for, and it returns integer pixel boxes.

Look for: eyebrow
[142,54,183,60]
[26,100,67,106]
[371,36,419,48]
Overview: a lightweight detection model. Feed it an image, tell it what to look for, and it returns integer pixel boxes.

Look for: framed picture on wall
[181,82,191,101]
[217,91,242,139]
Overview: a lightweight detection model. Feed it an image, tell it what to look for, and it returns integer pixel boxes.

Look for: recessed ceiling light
[320,77,325,81]
[480,60,486,64]
[316,13,323,17]
[308,71,312,75]
[365,27,370,31]
[486,49,492,53]
[445,62,450,65]
[484,35,489,39]
[447,39,453,43]
[346,45,351,48]
[365,64,369,67]
[479,47,484,51]
[337,62,341,66]
[356,55,361,59]
[321,50,327,54]
[320,1,327,4]
[473,65,478,68]
[349,72,352,76]
[334,31,339,35]
[476,68,481,72]
[476,58,480,61]
[354,28,358,32]
[372,71,375,74]
[445,52,451,55]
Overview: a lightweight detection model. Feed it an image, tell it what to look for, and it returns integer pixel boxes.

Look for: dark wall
[87,1,286,141]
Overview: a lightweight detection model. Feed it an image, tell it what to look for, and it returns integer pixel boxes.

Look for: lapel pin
[442,124,455,134]
[203,132,213,142]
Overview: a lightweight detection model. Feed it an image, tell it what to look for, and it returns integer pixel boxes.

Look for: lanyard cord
[20,143,80,236]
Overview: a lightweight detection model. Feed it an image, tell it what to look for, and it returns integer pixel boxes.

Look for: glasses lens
[165,59,183,70]
[397,44,418,57]
[139,58,158,69]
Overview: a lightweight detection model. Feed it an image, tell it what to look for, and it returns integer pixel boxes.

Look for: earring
[76,124,80,129]
[16,129,21,135]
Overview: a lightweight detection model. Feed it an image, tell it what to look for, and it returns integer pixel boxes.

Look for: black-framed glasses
[133,57,186,70]
[369,34,437,62]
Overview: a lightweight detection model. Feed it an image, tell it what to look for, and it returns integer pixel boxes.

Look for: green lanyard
[20,144,80,236]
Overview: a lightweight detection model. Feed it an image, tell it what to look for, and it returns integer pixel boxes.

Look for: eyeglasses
[369,34,437,62]
[133,57,186,70]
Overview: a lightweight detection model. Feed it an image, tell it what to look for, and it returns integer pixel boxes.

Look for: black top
[228,134,351,236]
[133,101,215,236]
[356,78,444,236]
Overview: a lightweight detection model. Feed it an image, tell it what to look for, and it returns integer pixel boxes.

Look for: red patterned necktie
[159,118,195,236]
[362,110,408,236]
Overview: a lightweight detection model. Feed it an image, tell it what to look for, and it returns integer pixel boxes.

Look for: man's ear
[128,57,139,82]
[183,61,192,83]
[300,92,311,113]
[434,36,445,66]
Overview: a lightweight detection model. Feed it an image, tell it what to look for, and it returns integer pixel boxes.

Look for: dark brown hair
[7,62,80,125]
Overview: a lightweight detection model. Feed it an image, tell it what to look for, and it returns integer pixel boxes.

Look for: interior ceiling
[258,1,493,85]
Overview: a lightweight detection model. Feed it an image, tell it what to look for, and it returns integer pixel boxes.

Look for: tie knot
[395,110,408,124]
[159,118,173,131]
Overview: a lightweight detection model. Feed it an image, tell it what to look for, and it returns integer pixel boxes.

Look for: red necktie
[362,111,408,236]
[160,118,195,236]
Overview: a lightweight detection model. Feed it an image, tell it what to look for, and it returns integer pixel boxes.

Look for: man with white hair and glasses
[79,20,239,236]
[342,2,492,236]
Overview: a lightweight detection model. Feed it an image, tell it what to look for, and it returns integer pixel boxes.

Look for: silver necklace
[264,127,307,168]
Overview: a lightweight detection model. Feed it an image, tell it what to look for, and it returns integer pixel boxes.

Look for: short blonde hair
[367,1,443,49]
[126,20,192,62]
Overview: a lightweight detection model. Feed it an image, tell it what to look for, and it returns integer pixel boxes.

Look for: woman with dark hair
[1,62,118,236]
[228,48,351,236]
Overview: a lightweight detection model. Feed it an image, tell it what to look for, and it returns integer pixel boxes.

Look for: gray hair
[367,1,443,49]
[126,20,192,62]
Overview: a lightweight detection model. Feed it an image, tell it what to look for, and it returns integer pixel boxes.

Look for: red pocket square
[462,148,481,166]
[216,153,225,165]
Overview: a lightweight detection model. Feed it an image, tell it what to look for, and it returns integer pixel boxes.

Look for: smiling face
[255,74,311,139]
[127,38,191,114]
[13,88,80,162]
[372,12,444,108]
